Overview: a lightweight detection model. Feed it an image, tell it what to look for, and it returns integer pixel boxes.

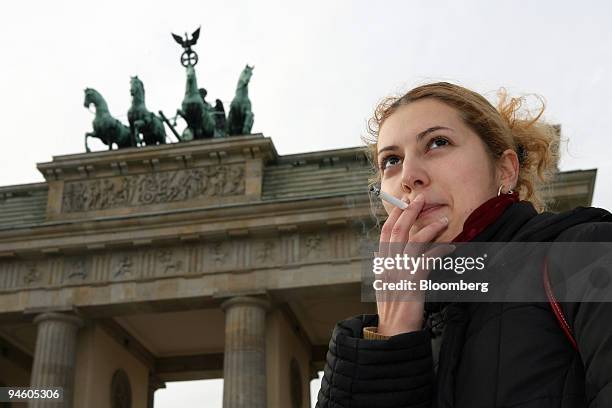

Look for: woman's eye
[380,156,401,170]
[427,137,449,150]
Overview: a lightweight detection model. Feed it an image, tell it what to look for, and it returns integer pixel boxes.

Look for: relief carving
[210,242,229,266]
[255,240,277,264]
[64,257,88,282]
[113,256,133,278]
[305,234,322,255]
[62,164,245,213]
[157,249,183,274]
[301,233,330,262]
[23,262,41,285]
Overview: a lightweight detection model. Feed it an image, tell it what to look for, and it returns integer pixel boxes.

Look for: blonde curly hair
[363,82,560,212]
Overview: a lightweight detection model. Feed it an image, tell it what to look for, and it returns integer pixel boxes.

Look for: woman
[315,82,612,408]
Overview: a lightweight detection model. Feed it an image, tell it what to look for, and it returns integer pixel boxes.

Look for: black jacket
[316,202,612,408]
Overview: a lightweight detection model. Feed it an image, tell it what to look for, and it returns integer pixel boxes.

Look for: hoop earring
[498,184,514,196]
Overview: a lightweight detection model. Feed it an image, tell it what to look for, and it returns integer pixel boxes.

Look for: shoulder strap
[543,257,578,351]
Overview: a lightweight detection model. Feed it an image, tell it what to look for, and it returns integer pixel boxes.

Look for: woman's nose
[400,160,429,192]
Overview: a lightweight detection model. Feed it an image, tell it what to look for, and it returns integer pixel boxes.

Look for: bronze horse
[227,65,254,136]
[176,65,215,140]
[83,88,132,152]
[128,76,166,147]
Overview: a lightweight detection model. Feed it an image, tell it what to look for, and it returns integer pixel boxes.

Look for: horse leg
[201,111,214,139]
[155,117,167,144]
[176,109,186,123]
[85,132,92,153]
[226,109,235,135]
[131,125,139,147]
[133,123,140,147]
[243,111,254,135]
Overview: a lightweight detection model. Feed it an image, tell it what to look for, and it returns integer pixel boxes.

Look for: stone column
[147,373,166,408]
[29,312,83,408]
[220,296,270,408]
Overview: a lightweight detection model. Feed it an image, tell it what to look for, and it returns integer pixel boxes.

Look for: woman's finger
[380,204,406,241]
[389,194,426,244]
[410,216,449,244]
[379,201,407,257]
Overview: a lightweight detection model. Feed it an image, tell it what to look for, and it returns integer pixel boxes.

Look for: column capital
[220,296,271,312]
[33,312,84,328]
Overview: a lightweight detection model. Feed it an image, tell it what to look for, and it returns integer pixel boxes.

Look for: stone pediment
[37,135,276,221]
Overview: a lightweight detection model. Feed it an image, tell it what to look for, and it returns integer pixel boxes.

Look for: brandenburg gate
[0,134,596,407]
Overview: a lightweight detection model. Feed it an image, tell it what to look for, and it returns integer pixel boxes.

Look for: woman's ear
[497,149,520,190]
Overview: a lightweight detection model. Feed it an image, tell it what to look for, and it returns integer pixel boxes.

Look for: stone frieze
[61,164,245,213]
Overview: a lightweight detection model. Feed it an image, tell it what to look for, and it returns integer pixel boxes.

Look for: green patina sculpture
[172,27,201,68]
[213,98,227,138]
[84,88,132,152]
[198,88,213,110]
[82,26,258,151]
[227,65,255,136]
[176,64,216,140]
[128,76,167,146]
[199,88,227,138]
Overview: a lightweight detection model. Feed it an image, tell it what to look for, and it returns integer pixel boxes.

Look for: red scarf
[451,192,519,242]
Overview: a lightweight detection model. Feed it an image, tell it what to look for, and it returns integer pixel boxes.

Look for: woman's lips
[417,204,445,220]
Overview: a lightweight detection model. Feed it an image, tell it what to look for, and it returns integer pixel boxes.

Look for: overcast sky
[2,1,612,406]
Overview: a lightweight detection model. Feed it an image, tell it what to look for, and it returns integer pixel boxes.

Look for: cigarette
[369,185,409,210]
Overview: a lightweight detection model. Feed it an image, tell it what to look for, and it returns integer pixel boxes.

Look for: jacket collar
[451,191,520,243]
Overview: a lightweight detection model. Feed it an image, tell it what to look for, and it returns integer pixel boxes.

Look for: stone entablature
[37,135,275,220]
[0,225,369,294]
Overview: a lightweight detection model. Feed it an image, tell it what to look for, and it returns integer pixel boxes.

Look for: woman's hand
[375,193,454,336]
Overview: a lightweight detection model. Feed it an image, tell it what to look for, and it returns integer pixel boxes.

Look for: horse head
[237,64,254,88]
[130,76,145,100]
[84,88,104,109]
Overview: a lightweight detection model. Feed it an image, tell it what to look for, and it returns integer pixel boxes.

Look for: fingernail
[440,216,449,224]
[414,194,424,202]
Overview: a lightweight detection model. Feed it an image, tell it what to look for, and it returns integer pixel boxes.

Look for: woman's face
[377,98,500,242]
